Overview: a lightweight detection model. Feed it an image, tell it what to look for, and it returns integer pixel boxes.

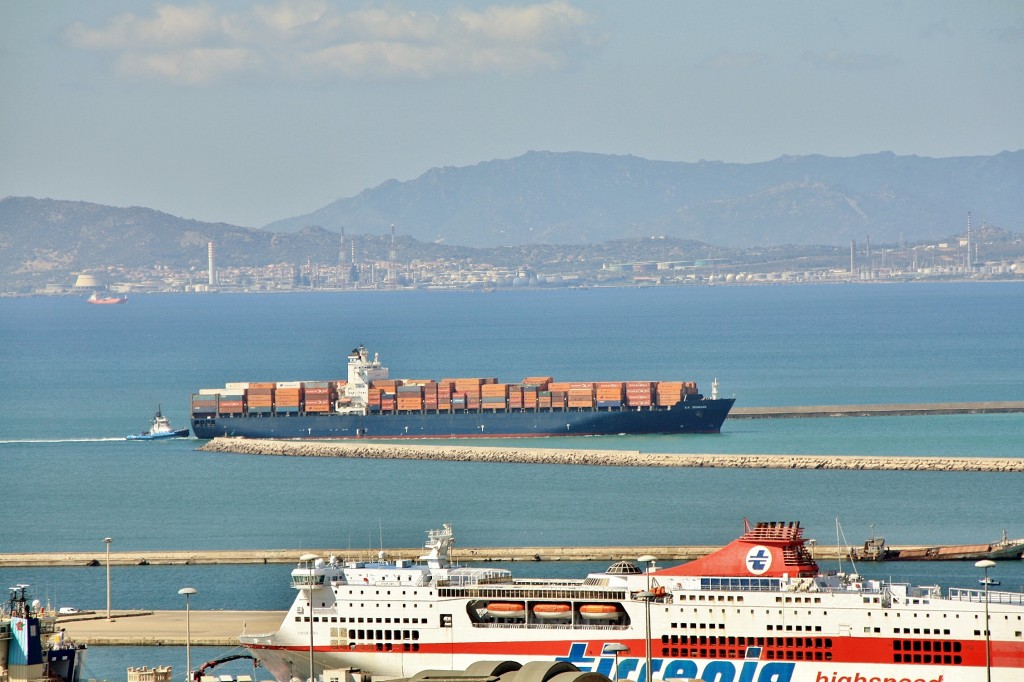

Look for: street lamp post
[602,642,629,682]
[178,587,198,682]
[975,559,995,682]
[300,554,320,682]
[637,555,657,682]
[103,537,112,620]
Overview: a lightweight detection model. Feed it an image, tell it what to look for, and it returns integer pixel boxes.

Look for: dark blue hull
[191,398,735,439]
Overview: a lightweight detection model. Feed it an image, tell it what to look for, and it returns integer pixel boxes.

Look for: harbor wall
[729,400,1024,418]
[197,437,1024,472]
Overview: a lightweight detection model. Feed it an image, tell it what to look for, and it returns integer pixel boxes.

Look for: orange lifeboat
[532,603,571,619]
[579,603,623,620]
[487,602,526,619]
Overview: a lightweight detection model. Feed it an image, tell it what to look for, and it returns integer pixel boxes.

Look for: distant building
[127,666,173,682]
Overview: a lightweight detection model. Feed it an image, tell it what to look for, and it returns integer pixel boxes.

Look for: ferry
[239,522,1024,682]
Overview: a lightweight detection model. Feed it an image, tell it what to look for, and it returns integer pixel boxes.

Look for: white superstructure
[240,523,1024,682]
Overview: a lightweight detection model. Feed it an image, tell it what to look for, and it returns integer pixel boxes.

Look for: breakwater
[729,400,1024,418]
[198,438,1024,472]
[0,544,854,567]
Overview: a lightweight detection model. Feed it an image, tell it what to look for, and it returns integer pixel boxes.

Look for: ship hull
[243,645,1016,682]
[191,398,734,439]
[126,429,190,441]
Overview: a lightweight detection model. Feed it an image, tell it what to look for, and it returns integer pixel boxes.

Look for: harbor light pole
[975,559,995,682]
[300,554,320,682]
[603,642,629,682]
[637,555,657,682]
[104,537,112,620]
[178,587,198,682]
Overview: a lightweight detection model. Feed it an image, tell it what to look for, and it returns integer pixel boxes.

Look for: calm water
[1,284,1022,680]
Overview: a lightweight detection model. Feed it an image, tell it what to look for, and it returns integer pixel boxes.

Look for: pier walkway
[57,610,284,645]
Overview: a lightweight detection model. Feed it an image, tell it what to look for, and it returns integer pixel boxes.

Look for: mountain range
[265,150,1024,247]
[2,149,1022,290]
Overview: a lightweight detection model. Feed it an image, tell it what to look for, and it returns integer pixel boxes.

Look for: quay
[4,543,858,567]
[197,438,1024,472]
[56,610,284,646]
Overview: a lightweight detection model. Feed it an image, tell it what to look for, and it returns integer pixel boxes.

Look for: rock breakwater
[199,438,1024,472]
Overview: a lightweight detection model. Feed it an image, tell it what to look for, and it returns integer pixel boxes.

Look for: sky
[2,1,1022,229]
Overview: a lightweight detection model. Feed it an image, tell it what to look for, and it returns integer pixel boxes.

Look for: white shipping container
[276,381,303,389]
[225,382,250,390]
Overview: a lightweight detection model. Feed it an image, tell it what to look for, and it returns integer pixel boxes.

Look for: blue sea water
[1,283,1022,681]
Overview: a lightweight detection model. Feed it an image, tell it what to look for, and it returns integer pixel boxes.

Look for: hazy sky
[2,1,1022,228]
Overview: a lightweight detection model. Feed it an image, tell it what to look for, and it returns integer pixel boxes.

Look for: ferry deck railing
[948,587,1024,605]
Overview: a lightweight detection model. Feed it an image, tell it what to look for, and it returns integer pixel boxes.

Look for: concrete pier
[198,438,1024,472]
[729,400,1024,418]
[57,610,284,645]
[2,543,859,567]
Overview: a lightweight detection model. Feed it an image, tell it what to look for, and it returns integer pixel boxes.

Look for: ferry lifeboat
[486,602,526,619]
[578,603,623,620]
[532,603,571,619]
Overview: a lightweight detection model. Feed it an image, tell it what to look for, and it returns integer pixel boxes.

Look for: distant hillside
[265,150,1024,247]
[0,197,345,283]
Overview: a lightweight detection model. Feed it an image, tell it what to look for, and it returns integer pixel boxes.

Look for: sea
[1,282,1022,681]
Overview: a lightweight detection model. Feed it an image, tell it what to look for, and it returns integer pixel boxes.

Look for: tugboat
[126,404,190,440]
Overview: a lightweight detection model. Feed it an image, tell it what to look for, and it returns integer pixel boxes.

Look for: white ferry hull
[240,523,1024,682]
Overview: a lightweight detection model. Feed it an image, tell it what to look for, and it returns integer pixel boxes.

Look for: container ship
[239,521,1024,682]
[191,345,734,439]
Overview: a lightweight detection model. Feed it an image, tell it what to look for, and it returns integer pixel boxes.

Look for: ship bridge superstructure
[341,345,389,410]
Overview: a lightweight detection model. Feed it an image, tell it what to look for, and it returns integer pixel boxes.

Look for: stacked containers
[449,378,485,411]
[481,382,509,410]
[304,381,334,413]
[625,381,655,407]
[373,379,399,413]
[567,382,595,409]
[507,385,524,409]
[436,381,453,411]
[247,383,275,414]
[656,381,684,406]
[191,393,218,416]
[275,381,302,414]
[596,381,625,408]
[219,392,245,414]
[422,381,438,411]
[367,388,383,412]
[537,391,552,410]
[397,384,424,412]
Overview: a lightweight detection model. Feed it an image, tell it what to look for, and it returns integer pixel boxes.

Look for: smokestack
[207,241,216,286]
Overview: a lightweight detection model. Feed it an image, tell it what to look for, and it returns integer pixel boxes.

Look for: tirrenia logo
[745,546,772,575]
